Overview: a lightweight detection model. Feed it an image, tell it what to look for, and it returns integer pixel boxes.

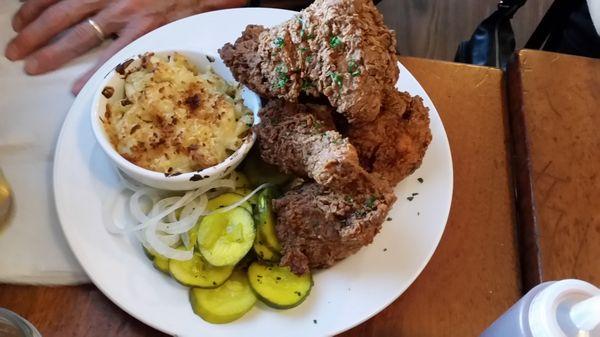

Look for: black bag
[527,0,600,58]
[455,0,600,69]
[454,0,526,69]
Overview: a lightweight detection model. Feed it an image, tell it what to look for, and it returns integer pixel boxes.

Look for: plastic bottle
[480,279,600,337]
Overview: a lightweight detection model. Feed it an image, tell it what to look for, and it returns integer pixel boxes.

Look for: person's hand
[4,0,247,95]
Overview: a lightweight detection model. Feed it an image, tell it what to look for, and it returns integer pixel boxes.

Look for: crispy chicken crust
[254,100,388,195]
[219,0,398,124]
[264,90,431,274]
[220,0,433,275]
[273,182,395,274]
[347,89,432,186]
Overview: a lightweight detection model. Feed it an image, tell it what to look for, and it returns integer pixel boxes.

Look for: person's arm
[4,0,247,94]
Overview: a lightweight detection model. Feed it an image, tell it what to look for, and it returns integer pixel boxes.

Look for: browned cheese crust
[219,0,398,124]
[347,89,432,186]
[273,182,395,274]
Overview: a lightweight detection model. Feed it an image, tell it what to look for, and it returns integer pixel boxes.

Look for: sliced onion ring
[145,222,192,260]
[203,183,272,216]
[102,177,240,261]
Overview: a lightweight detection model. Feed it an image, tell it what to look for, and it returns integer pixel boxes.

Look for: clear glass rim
[0,308,42,337]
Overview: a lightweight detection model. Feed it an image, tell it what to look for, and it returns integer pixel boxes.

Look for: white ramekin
[90,50,261,191]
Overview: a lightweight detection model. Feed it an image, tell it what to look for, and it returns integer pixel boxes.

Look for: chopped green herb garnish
[365,195,376,209]
[297,16,307,39]
[301,79,313,91]
[275,63,288,75]
[353,209,367,217]
[345,195,354,203]
[275,63,288,74]
[329,35,343,48]
[347,59,361,77]
[274,37,285,48]
[313,120,324,131]
[301,17,315,40]
[417,177,424,183]
[328,71,343,87]
[299,47,309,53]
[274,63,290,89]
[306,55,314,63]
[276,77,289,89]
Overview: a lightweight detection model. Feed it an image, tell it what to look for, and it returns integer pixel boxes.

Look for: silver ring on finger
[87,18,106,42]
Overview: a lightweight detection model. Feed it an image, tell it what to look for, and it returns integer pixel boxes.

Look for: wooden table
[0,56,520,337]
[1,51,598,336]
[340,57,521,337]
[508,49,600,291]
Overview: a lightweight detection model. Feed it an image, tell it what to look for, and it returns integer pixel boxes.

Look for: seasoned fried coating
[220,0,433,275]
[254,99,384,195]
[347,89,432,185]
[219,0,398,124]
[273,182,395,275]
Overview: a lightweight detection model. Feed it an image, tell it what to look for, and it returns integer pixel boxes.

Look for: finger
[71,19,159,95]
[11,0,61,32]
[5,0,109,61]
[24,19,105,75]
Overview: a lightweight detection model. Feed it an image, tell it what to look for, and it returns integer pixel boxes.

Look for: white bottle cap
[570,295,600,332]
[529,279,600,337]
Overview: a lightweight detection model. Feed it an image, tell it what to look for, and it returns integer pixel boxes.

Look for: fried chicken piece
[273,182,396,275]
[347,89,432,186]
[219,0,398,124]
[254,99,383,195]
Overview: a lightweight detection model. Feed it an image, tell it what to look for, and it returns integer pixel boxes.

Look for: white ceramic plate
[54,8,453,337]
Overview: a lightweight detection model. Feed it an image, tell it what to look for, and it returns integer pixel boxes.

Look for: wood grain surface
[378,0,553,60]
[339,57,521,337]
[0,58,521,337]
[0,285,165,337]
[508,50,600,291]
